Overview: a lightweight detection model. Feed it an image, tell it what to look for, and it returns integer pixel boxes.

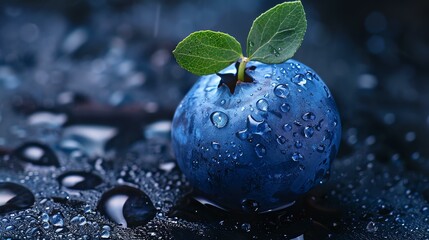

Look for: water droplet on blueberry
[255,144,266,158]
[302,112,316,121]
[256,99,268,112]
[304,126,315,138]
[291,152,304,162]
[211,141,221,150]
[295,140,303,149]
[283,123,292,132]
[291,74,307,86]
[305,72,313,80]
[280,103,290,113]
[276,135,287,144]
[323,85,331,98]
[274,84,290,98]
[210,111,228,128]
[316,144,326,153]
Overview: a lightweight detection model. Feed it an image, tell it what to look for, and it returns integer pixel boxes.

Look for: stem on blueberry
[237,57,249,82]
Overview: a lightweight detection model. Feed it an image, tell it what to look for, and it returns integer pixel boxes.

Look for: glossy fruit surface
[171,59,341,213]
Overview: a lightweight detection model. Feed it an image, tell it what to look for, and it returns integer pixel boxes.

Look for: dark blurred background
[1,0,429,239]
[1,0,428,149]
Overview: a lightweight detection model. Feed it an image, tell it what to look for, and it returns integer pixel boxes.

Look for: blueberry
[171,60,341,213]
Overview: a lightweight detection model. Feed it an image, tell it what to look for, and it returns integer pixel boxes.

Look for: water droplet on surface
[13,142,60,167]
[316,144,326,153]
[210,111,229,128]
[101,225,111,239]
[305,72,314,80]
[241,199,259,213]
[280,103,290,113]
[302,112,316,121]
[291,152,304,162]
[0,182,35,214]
[241,223,251,232]
[276,135,286,144]
[256,99,268,112]
[57,171,103,191]
[62,125,117,157]
[295,140,303,149]
[366,221,378,232]
[220,99,226,105]
[304,126,315,138]
[264,74,272,79]
[323,86,331,98]
[271,46,280,57]
[255,144,266,158]
[315,119,324,131]
[211,142,221,150]
[97,185,156,228]
[236,115,271,141]
[236,130,249,140]
[50,213,64,227]
[41,212,49,222]
[291,74,307,86]
[274,84,290,98]
[283,123,292,132]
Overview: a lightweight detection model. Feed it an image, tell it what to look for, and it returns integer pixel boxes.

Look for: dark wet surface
[0,0,429,239]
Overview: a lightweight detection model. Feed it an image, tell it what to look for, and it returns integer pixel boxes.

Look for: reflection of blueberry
[171,60,341,213]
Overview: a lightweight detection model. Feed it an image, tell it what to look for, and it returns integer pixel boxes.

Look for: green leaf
[173,30,242,76]
[246,1,307,64]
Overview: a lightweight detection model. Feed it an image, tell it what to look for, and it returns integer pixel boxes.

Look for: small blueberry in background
[171,1,341,213]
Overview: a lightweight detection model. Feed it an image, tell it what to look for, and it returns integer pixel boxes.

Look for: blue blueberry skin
[172,59,341,213]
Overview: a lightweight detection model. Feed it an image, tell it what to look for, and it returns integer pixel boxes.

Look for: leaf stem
[237,57,249,82]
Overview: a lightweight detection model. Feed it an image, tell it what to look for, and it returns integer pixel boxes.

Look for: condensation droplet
[211,141,221,150]
[295,140,302,149]
[255,144,266,158]
[280,103,290,113]
[274,84,290,98]
[276,135,286,144]
[256,99,269,112]
[366,221,378,233]
[291,152,304,162]
[304,126,315,138]
[210,111,229,128]
[302,112,316,121]
[324,86,331,98]
[283,123,292,132]
[291,74,307,86]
